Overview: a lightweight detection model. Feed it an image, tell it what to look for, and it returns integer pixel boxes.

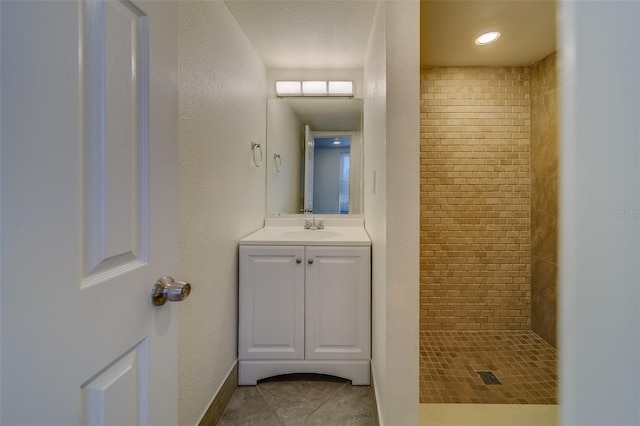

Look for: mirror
[266,98,363,215]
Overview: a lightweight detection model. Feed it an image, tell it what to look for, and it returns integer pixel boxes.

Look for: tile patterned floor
[420,330,557,404]
[218,374,376,425]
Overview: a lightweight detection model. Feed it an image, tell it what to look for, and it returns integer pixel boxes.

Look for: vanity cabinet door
[239,245,305,360]
[305,246,371,360]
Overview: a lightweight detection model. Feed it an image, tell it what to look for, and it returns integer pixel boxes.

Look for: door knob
[152,276,191,306]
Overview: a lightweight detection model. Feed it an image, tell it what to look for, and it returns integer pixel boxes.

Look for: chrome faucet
[304,218,325,230]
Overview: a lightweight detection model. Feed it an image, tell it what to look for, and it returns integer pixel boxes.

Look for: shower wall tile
[530,90,559,178]
[531,256,558,347]
[530,52,558,100]
[420,67,532,331]
[531,177,558,264]
[530,52,559,348]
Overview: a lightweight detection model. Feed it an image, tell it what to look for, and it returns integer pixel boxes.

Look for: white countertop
[240,225,371,246]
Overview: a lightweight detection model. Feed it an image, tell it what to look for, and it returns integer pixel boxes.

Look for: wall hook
[273,153,282,173]
[251,142,263,167]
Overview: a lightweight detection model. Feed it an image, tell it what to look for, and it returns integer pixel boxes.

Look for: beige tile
[305,385,376,425]
[530,90,559,178]
[420,403,558,426]
[531,51,558,100]
[420,67,532,331]
[258,377,347,425]
[218,376,375,426]
[531,257,558,348]
[531,177,558,263]
[217,387,281,426]
[420,330,557,404]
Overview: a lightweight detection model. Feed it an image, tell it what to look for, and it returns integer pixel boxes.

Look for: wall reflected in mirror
[267,98,363,215]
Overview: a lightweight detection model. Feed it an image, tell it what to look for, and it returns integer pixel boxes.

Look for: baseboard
[197,361,238,426]
[371,363,382,426]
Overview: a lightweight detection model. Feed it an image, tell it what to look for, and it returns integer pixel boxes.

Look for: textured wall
[420,67,531,331]
[178,3,266,425]
[559,3,640,423]
[266,99,303,214]
[363,3,388,420]
[364,1,420,424]
[530,52,558,347]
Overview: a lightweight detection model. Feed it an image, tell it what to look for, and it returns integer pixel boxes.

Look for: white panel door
[305,246,371,360]
[1,1,179,425]
[239,245,305,360]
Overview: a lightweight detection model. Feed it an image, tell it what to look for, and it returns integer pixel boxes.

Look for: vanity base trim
[238,360,370,385]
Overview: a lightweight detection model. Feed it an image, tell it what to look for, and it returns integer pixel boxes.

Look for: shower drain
[477,371,501,385]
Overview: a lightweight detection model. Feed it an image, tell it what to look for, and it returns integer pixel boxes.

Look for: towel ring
[273,153,282,173]
[251,143,263,167]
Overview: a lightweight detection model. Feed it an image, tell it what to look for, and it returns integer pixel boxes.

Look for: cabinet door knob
[308,259,314,264]
[296,258,302,264]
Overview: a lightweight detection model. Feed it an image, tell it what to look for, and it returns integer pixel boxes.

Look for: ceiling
[225,0,557,70]
[285,98,363,131]
[315,136,352,149]
[421,1,557,67]
[226,1,556,130]
[224,0,377,69]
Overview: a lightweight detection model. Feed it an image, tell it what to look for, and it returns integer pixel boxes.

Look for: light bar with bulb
[275,81,302,96]
[328,81,353,96]
[275,80,354,97]
[302,81,327,96]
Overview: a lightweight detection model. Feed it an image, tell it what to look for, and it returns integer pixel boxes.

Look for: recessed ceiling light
[332,138,341,145]
[475,31,501,45]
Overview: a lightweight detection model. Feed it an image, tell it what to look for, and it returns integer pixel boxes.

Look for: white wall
[350,130,364,214]
[559,1,640,425]
[364,6,388,421]
[266,99,303,214]
[384,2,420,421]
[363,1,420,424]
[178,3,266,425]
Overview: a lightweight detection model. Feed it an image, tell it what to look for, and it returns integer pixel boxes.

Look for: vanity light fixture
[328,81,354,96]
[275,80,354,97]
[302,81,328,95]
[475,31,501,45]
[275,81,302,96]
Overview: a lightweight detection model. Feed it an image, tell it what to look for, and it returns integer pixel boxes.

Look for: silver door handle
[152,276,191,306]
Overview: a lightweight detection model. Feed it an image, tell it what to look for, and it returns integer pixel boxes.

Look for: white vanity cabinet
[238,246,305,360]
[238,241,371,385]
[304,246,371,360]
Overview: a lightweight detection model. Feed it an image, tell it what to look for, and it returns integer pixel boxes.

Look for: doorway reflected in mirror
[311,134,351,214]
[266,98,363,215]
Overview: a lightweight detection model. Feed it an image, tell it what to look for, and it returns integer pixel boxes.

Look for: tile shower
[419,53,558,404]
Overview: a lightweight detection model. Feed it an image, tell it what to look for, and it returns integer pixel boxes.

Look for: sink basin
[281,230,341,240]
[240,224,370,246]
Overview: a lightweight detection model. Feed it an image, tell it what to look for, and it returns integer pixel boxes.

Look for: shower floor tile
[420,330,557,404]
